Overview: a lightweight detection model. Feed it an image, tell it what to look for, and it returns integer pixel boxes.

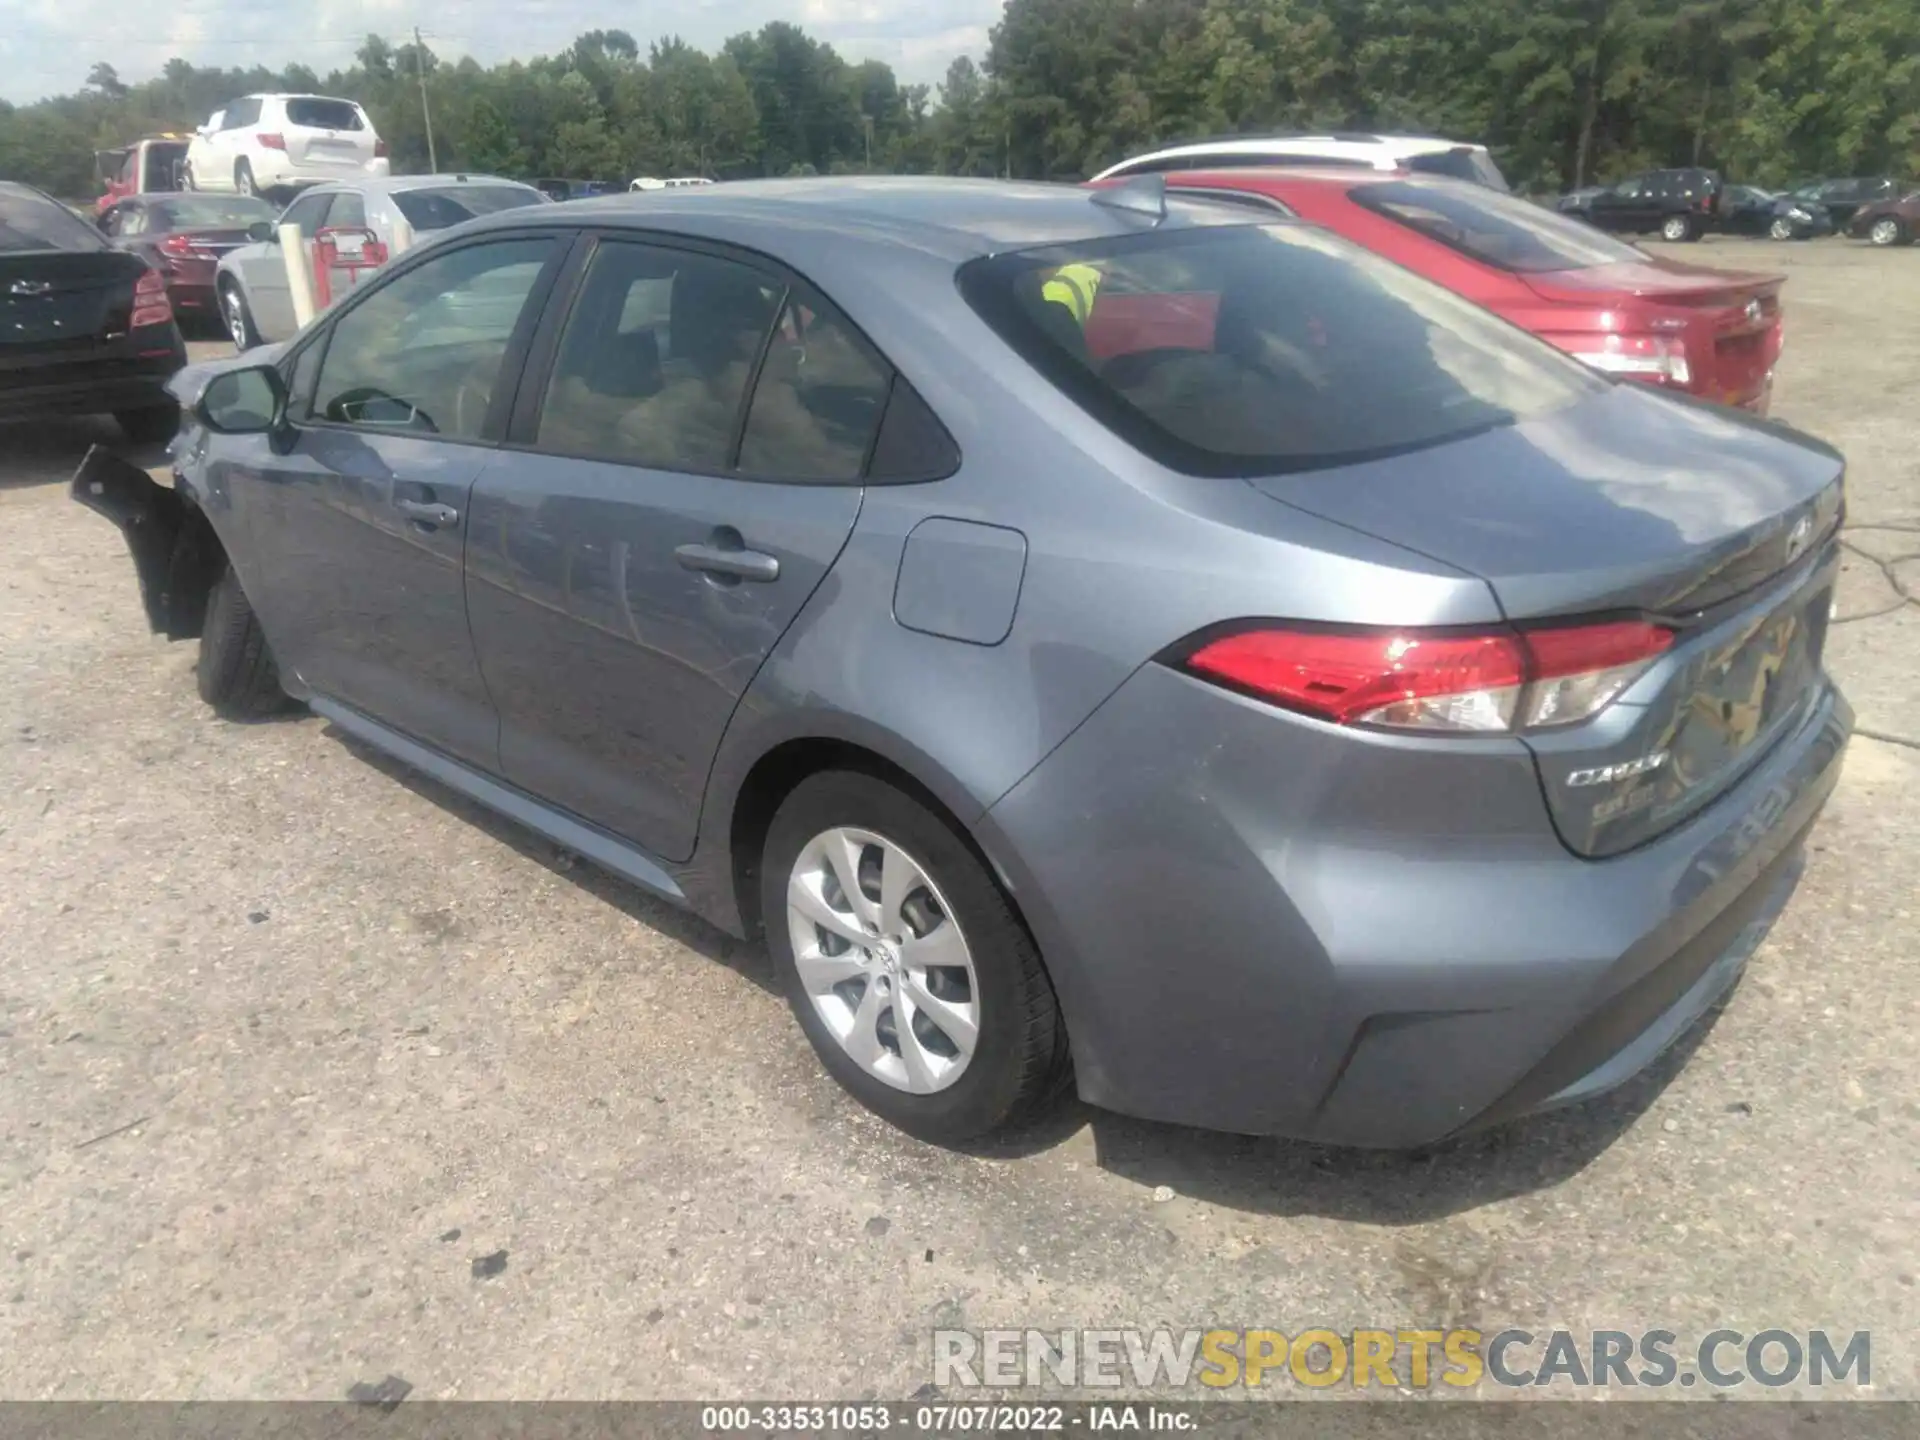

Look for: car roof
[1093,134,1485,179]
[460,176,1268,265]
[293,174,536,198]
[1164,164,1415,191]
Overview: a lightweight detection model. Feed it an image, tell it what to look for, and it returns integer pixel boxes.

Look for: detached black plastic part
[68,445,219,639]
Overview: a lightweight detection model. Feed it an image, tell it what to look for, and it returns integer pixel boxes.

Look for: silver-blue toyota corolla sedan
[74,177,1851,1148]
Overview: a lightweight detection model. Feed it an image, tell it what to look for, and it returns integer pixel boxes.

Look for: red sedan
[1133,168,1785,413]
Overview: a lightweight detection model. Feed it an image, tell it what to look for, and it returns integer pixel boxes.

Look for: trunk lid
[1246,385,1844,856]
[0,250,146,363]
[1525,260,1784,410]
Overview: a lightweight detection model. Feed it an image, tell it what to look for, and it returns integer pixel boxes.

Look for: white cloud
[0,0,1000,103]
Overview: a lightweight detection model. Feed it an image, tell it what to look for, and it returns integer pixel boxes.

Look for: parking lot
[1,236,1916,1402]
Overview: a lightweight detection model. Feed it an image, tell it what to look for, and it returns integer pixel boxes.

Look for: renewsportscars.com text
[933,1327,1872,1391]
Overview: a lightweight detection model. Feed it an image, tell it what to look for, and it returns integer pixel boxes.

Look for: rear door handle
[395,498,459,528]
[675,542,780,583]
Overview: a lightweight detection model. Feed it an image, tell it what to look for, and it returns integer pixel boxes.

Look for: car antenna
[1090,174,1167,224]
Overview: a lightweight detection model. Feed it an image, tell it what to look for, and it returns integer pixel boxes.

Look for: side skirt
[311,697,688,906]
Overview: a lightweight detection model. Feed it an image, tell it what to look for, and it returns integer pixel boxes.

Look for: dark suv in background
[1558,167,1722,241]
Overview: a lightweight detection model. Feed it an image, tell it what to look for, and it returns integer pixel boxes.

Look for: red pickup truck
[95,135,193,212]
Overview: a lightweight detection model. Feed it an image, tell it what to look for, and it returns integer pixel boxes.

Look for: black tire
[235,160,256,198]
[1769,216,1795,241]
[1660,214,1698,243]
[197,566,289,719]
[220,279,262,351]
[115,403,179,445]
[761,770,1069,1143]
[1867,217,1908,248]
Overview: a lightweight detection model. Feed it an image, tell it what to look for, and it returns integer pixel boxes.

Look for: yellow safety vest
[1041,263,1104,326]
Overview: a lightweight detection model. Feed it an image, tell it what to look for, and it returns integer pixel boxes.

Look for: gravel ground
[1,238,1916,1404]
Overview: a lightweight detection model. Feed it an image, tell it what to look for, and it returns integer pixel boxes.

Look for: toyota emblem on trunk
[1745,299,1763,324]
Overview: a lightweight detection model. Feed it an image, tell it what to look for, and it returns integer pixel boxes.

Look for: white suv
[184,94,389,200]
[1092,132,1509,190]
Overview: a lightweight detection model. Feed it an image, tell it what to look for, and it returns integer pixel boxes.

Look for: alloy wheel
[1769,218,1794,241]
[785,826,980,1095]
[1661,216,1689,241]
[1869,218,1901,246]
[222,288,248,350]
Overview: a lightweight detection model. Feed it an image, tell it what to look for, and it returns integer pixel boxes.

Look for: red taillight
[375,139,389,159]
[1542,331,1692,388]
[130,266,173,330]
[1181,620,1672,734]
[257,132,286,150]
[158,233,197,258]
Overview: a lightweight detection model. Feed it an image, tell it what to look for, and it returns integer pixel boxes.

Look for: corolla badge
[1567,751,1669,788]
[9,279,52,296]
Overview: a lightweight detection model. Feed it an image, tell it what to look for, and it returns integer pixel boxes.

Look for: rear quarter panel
[680,244,1504,937]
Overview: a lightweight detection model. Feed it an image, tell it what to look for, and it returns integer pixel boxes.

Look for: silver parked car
[215,173,545,349]
[78,178,1849,1148]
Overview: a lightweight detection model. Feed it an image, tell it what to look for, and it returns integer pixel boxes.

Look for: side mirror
[195,365,287,435]
[247,220,276,243]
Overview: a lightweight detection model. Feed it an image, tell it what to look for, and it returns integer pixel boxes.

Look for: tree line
[2,0,1916,203]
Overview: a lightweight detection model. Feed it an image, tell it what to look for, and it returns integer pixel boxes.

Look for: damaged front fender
[69,445,223,640]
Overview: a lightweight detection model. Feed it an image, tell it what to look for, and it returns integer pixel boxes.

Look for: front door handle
[395,498,459,528]
[675,542,780,583]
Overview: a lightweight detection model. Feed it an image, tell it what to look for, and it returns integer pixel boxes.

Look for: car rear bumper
[258,155,391,188]
[0,342,185,421]
[979,662,1851,1147]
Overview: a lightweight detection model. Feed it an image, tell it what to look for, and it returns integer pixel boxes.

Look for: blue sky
[1,0,1000,104]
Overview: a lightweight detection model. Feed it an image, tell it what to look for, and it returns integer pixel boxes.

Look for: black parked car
[1559,167,1722,241]
[0,181,186,442]
[1766,183,1836,240]
[1716,184,1780,236]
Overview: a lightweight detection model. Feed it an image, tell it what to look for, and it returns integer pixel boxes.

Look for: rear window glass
[393,186,544,231]
[958,223,1600,477]
[1353,179,1651,273]
[285,98,364,131]
[1406,147,1510,192]
[150,195,276,230]
[0,189,108,253]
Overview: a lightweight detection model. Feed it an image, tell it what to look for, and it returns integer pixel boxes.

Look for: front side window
[537,240,783,471]
[392,186,545,232]
[959,222,1601,477]
[313,237,554,440]
[327,192,367,230]
[223,98,261,129]
[1353,179,1651,273]
[278,192,333,239]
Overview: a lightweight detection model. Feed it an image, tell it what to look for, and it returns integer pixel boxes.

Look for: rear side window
[1352,179,1650,273]
[0,188,109,253]
[959,223,1600,477]
[536,240,784,470]
[1405,147,1511,192]
[393,187,545,231]
[737,297,891,480]
[285,98,364,131]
